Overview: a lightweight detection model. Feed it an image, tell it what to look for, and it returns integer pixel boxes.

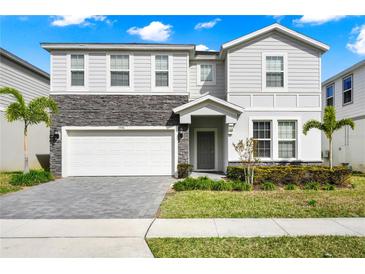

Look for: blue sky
[1,15,364,80]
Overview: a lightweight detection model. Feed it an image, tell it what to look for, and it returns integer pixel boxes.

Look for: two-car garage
[61,127,176,177]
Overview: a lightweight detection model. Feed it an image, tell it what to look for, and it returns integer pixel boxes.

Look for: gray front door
[197,131,215,169]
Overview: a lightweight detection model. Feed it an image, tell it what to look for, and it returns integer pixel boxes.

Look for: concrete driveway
[0,177,173,219]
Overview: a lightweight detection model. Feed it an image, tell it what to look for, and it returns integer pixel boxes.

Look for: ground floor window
[278,121,297,158]
[253,121,271,158]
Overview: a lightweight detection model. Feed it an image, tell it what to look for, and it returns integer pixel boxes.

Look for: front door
[197,131,215,170]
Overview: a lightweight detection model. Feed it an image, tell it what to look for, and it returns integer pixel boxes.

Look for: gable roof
[221,23,329,53]
[0,47,49,79]
[322,59,365,86]
[173,94,244,114]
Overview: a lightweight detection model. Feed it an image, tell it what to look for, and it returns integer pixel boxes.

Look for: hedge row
[226,165,351,186]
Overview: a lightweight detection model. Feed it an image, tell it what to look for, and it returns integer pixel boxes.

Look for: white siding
[0,56,49,109]
[322,64,365,119]
[189,61,225,99]
[50,51,189,94]
[228,32,321,94]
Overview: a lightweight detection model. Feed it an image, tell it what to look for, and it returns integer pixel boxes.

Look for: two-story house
[322,60,365,172]
[41,23,329,177]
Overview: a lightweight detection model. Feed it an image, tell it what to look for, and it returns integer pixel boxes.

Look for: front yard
[159,175,365,218]
[147,236,365,258]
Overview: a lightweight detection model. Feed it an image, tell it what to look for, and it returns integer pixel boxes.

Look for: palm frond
[0,87,26,109]
[303,120,323,135]
[5,102,25,122]
[27,97,58,127]
[335,118,355,130]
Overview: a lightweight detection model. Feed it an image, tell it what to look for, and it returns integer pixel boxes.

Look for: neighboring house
[41,23,329,177]
[322,60,365,172]
[0,48,50,171]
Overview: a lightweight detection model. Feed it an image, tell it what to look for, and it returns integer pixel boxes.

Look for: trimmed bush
[211,180,233,191]
[304,181,321,191]
[177,163,193,178]
[226,165,351,186]
[261,181,276,191]
[232,181,253,191]
[9,170,54,186]
[322,184,336,191]
[173,176,213,191]
[285,183,297,190]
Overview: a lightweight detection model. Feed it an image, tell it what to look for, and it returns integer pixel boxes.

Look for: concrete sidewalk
[146,218,365,238]
[0,219,154,258]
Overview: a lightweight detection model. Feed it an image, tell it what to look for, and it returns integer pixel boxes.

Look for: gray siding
[228,32,321,93]
[0,56,49,108]
[88,53,107,91]
[322,64,365,119]
[189,61,226,99]
[50,52,67,91]
[134,52,151,92]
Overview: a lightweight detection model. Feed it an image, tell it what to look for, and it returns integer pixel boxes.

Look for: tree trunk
[329,137,333,170]
[24,124,29,173]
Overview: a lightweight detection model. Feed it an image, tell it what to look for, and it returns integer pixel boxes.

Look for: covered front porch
[174,94,244,172]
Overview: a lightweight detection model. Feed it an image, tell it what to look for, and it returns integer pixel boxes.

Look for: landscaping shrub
[9,170,54,186]
[226,165,351,186]
[304,181,321,191]
[211,180,233,191]
[322,184,336,191]
[285,183,296,190]
[232,181,252,191]
[261,181,276,191]
[173,176,213,191]
[177,163,193,178]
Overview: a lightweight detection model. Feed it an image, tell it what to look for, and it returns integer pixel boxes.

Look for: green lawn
[0,172,22,195]
[147,236,365,258]
[159,176,365,218]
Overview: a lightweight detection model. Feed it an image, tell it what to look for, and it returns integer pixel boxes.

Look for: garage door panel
[66,130,174,176]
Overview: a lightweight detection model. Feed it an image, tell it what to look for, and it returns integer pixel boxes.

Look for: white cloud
[293,15,346,26]
[347,24,365,55]
[51,15,106,27]
[196,44,210,51]
[127,21,172,42]
[195,18,221,30]
[272,15,285,23]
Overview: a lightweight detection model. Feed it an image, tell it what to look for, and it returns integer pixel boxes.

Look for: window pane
[344,90,352,104]
[266,56,283,71]
[278,121,296,139]
[266,72,284,87]
[71,55,84,69]
[253,121,271,139]
[327,97,334,106]
[111,55,129,70]
[326,85,334,98]
[343,76,352,90]
[254,140,271,158]
[156,71,168,87]
[71,71,84,86]
[200,64,213,81]
[279,141,296,158]
[111,71,129,86]
[155,55,168,70]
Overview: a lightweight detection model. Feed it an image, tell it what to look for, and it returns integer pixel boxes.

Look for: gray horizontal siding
[0,57,49,109]
[228,32,321,93]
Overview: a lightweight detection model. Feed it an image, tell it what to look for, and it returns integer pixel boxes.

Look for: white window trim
[262,52,288,92]
[106,53,134,92]
[248,116,302,161]
[151,54,173,92]
[250,120,273,161]
[194,128,218,172]
[197,62,216,86]
[67,53,88,91]
[326,83,335,106]
[342,74,353,106]
[277,120,298,160]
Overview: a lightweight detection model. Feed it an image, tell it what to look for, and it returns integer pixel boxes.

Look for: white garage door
[65,130,174,176]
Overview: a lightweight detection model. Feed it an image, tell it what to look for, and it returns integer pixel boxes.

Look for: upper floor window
[278,121,297,159]
[110,55,130,87]
[343,75,353,105]
[70,55,84,86]
[266,56,284,88]
[155,55,169,87]
[198,63,216,86]
[253,121,271,158]
[326,84,334,106]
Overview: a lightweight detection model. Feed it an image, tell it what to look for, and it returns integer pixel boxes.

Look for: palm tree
[303,106,354,170]
[0,87,58,173]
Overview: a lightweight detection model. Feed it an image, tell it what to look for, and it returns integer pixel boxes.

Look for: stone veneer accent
[50,94,189,176]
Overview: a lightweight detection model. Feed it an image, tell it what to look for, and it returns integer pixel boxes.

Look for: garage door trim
[61,126,178,177]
